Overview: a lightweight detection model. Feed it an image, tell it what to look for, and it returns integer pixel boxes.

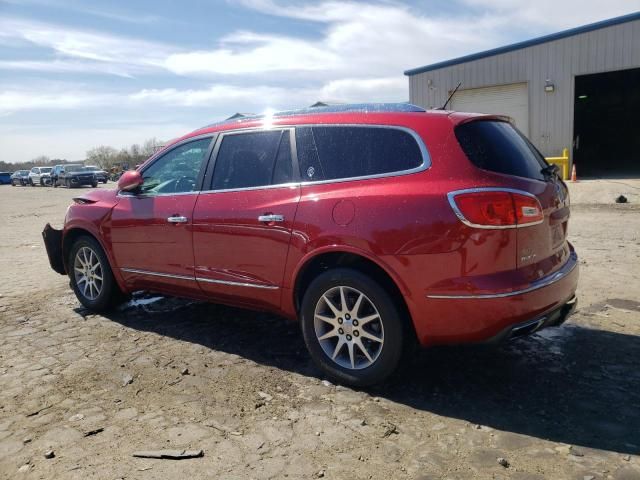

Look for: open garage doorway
[573,68,640,177]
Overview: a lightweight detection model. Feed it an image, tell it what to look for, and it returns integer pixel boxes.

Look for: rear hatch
[455,119,571,279]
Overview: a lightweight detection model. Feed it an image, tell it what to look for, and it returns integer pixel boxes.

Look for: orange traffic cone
[570,164,577,182]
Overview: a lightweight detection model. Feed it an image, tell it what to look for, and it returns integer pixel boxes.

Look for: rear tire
[92,182,98,188]
[68,236,123,312]
[300,268,405,387]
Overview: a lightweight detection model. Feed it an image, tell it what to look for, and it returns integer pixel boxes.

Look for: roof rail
[201,103,426,129]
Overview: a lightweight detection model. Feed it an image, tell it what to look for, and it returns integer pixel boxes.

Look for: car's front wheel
[69,236,123,311]
[300,268,406,387]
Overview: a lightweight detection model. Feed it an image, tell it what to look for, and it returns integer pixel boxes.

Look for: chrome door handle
[167,216,188,223]
[258,214,284,223]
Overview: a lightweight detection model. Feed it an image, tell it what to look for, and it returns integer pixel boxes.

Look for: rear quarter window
[455,121,547,181]
[295,126,424,182]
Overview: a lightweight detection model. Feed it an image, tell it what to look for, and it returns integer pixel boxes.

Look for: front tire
[300,268,405,387]
[68,236,123,311]
[91,182,98,188]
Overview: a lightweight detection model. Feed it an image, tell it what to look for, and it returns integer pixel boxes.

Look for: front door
[110,137,213,296]
[192,128,299,311]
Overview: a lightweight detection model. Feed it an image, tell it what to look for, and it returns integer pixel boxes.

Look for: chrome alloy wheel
[314,286,384,370]
[73,246,103,300]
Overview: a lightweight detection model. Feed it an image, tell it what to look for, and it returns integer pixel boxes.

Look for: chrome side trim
[121,268,194,282]
[195,276,279,290]
[427,250,577,299]
[447,187,544,230]
[121,267,280,290]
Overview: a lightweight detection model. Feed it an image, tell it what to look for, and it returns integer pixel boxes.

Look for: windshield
[65,165,83,172]
[41,167,52,173]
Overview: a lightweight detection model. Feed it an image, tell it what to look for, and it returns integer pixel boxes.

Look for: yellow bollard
[545,148,570,180]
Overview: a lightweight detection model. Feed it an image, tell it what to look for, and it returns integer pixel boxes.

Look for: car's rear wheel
[91,182,98,188]
[300,268,405,387]
[69,236,123,311]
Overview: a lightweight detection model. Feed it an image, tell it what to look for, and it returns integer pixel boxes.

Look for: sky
[1,0,639,163]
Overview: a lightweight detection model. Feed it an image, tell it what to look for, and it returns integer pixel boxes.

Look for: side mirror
[117,170,143,192]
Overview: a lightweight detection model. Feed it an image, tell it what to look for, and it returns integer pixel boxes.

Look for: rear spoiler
[448,112,513,126]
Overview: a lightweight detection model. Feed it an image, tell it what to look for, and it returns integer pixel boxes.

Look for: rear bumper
[413,247,579,346]
[483,294,577,344]
[42,223,66,275]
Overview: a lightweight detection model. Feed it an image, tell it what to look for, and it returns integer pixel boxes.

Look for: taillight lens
[449,189,543,228]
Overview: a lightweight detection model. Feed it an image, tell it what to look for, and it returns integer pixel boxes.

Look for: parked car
[42,103,579,386]
[28,166,53,186]
[0,172,11,185]
[10,170,30,186]
[82,166,109,183]
[51,164,97,188]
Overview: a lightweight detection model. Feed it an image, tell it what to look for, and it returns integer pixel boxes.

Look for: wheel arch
[292,249,417,342]
[63,226,127,292]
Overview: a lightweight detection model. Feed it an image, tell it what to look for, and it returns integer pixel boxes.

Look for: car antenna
[439,82,462,110]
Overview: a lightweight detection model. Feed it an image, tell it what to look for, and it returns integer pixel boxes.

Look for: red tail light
[448,189,543,229]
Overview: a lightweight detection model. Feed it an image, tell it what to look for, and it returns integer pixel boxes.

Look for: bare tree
[86,146,118,170]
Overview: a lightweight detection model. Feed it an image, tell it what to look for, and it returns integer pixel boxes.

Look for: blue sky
[1,0,639,162]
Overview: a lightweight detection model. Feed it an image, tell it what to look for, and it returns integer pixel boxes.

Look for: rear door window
[295,126,424,182]
[211,130,293,190]
[455,121,547,181]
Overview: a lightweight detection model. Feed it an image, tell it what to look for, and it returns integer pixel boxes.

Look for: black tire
[68,236,123,311]
[30,179,35,187]
[300,268,406,387]
[40,178,44,186]
[91,182,98,188]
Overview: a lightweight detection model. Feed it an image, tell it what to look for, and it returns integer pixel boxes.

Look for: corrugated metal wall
[408,19,640,157]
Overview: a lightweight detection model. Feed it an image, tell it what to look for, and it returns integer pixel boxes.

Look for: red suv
[43,104,578,386]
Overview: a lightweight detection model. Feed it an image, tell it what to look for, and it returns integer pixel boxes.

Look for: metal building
[405,12,640,177]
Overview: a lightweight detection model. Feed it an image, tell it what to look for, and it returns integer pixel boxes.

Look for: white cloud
[0,90,114,113]
[0,17,175,74]
[167,2,504,79]
[0,123,190,162]
[460,0,640,29]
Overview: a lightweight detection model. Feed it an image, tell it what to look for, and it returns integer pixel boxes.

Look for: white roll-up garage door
[451,83,529,135]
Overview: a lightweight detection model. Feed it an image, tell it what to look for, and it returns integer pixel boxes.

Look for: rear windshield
[455,121,547,181]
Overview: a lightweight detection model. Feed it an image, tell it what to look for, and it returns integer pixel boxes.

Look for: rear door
[110,136,213,295]
[192,128,299,311]
[455,120,571,277]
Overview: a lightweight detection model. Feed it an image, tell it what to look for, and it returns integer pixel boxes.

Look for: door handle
[258,214,284,223]
[167,215,188,223]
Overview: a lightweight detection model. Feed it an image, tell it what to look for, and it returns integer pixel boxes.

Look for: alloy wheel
[313,286,384,370]
[73,246,103,300]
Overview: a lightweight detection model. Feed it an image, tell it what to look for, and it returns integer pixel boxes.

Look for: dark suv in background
[51,164,98,188]
[82,166,109,183]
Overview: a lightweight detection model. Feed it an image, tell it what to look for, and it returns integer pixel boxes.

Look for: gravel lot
[1,181,639,480]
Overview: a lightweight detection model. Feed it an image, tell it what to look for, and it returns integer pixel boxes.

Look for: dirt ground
[0,180,639,480]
